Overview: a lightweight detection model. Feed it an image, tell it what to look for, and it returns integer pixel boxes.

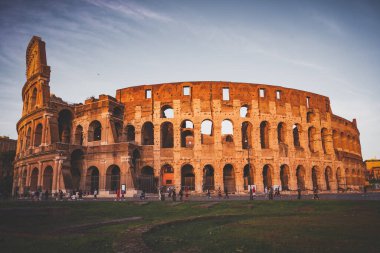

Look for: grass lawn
[0,200,379,253]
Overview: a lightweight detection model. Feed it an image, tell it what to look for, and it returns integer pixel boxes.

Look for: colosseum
[13,36,366,197]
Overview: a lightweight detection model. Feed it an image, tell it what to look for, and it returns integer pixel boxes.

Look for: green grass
[0,200,379,253]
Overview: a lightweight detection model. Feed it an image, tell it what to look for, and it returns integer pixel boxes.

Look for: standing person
[313,187,319,200]
[179,188,183,201]
[249,187,253,200]
[185,187,189,201]
[172,188,176,202]
[59,190,63,201]
[206,189,211,199]
[161,188,165,201]
[45,190,49,200]
[297,188,302,200]
[94,189,98,200]
[224,186,229,199]
[116,188,120,201]
[269,187,273,200]
[218,187,222,199]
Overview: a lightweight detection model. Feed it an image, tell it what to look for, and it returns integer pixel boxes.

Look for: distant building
[365,159,380,180]
[0,136,17,197]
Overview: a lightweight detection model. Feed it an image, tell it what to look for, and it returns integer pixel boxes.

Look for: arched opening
[58,110,73,143]
[325,167,332,190]
[126,125,135,142]
[22,169,27,192]
[308,127,317,152]
[181,164,195,190]
[138,166,155,193]
[161,164,174,187]
[161,122,174,148]
[74,125,84,145]
[201,119,214,144]
[296,165,306,190]
[30,88,37,109]
[203,165,214,191]
[260,121,270,149]
[70,149,83,190]
[262,164,273,190]
[306,111,315,123]
[86,166,99,194]
[221,119,234,143]
[336,167,344,189]
[321,128,329,154]
[280,165,290,191]
[34,124,43,147]
[131,149,140,171]
[277,122,286,144]
[30,168,39,191]
[223,164,236,192]
[141,122,154,145]
[43,166,53,192]
[240,105,248,117]
[242,121,253,149]
[312,166,319,189]
[352,169,357,186]
[243,164,254,190]
[293,124,301,148]
[114,122,123,142]
[161,105,174,118]
[26,127,31,148]
[181,120,194,148]
[88,120,102,142]
[106,165,120,192]
[113,107,123,118]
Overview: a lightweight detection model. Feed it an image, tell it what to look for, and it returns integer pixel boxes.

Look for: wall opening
[240,105,248,117]
[30,168,39,191]
[260,121,270,149]
[86,166,99,194]
[262,164,273,190]
[43,166,53,192]
[222,87,230,101]
[181,120,194,148]
[88,120,102,142]
[141,122,154,145]
[277,122,286,144]
[312,166,319,189]
[161,122,174,148]
[74,125,84,145]
[223,164,236,192]
[243,164,254,190]
[106,165,120,192]
[293,124,301,148]
[30,88,37,109]
[201,119,213,144]
[221,119,234,143]
[181,164,195,190]
[280,165,290,190]
[161,105,174,118]
[203,165,214,191]
[296,165,305,190]
[161,164,174,187]
[34,124,43,147]
[242,121,253,149]
[58,109,73,143]
[126,125,135,142]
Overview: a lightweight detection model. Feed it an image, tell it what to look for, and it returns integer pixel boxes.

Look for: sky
[0,0,379,160]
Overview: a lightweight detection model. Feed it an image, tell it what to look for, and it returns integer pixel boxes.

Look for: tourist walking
[297,188,302,200]
[218,187,222,199]
[206,189,211,199]
[313,187,320,200]
[249,187,253,200]
[172,188,176,202]
[224,186,229,199]
[94,189,98,199]
[179,188,183,201]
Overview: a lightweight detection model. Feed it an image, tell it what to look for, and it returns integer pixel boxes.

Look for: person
[168,187,172,198]
[269,187,274,200]
[218,187,222,199]
[44,190,49,200]
[313,187,319,200]
[59,190,63,201]
[297,188,302,200]
[116,188,120,201]
[249,187,253,200]
[161,188,165,201]
[172,188,176,202]
[206,189,211,199]
[94,189,98,200]
[224,186,229,199]
[275,187,280,198]
[78,189,83,200]
[140,190,146,200]
[185,187,189,201]
[179,188,183,201]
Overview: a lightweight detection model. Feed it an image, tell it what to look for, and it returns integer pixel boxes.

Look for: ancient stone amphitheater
[13,36,365,197]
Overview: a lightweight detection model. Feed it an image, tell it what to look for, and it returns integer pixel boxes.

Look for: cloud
[82,0,172,22]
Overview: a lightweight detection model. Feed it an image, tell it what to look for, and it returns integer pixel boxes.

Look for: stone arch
[260,121,270,149]
[30,167,39,191]
[306,111,315,123]
[262,164,273,189]
[308,126,317,152]
[138,166,156,193]
[125,124,135,142]
[161,105,174,118]
[243,164,254,190]
[293,124,301,148]
[203,165,215,191]
[280,164,290,191]
[242,121,253,149]
[114,121,123,142]
[161,122,174,148]
[277,122,286,144]
[223,164,236,192]
[26,127,32,148]
[86,166,99,194]
[30,87,37,109]
[141,122,154,145]
[221,119,234,143]
[325,166,332,191]
[181,164,195,190]
[201,119,214,144]
[113,106,123,118]
[333,130,340,150]
[106,165,121,192]
[181,120,194,148]
[88,120,102,142]
[58,109,73,143]
[161,164,174,187]
[74,125,84,145]
[240,104,249,117]
[296,165,306,190]
[312,166,320,189]
[43,166,53,192]
[22,169,27,192]
[336,167,344,189]
[321,128,329,154]
[34,123,43,147]
[70,149,84,190]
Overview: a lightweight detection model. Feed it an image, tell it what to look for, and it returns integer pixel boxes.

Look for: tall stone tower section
[22,36,51,116]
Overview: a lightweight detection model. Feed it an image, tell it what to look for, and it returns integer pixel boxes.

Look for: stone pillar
[255,164,264,193]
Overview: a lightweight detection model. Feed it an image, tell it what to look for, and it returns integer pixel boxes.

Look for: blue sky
[0,0,379,159]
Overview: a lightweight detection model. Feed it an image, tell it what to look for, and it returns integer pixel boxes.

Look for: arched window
[240,105,248,117]
[293,124,301,148]
[126,125,135,142]
[58,110,73,143]
[86,166,99,194]
[30,88,37,109]
[242,121,253,149]
[34,124,43,147]
[74,125,84,145]
[26,127,32,148]
[280,165,290,191]
[88,120,102,142]
[30,168,39,191]
[203,165,214,191]
[141,122,154,145]
[181,120,194,148]
[161,105,174,118]
[181,164,195,190]
[138,166,155,193]
[201,120,213,144]
[222,119,234,143]
[260,121,270,149]
[161,122,174,148]
[106,165,120,192]
[262,164,273,189]
[296,165,305,190]
[308,127,316,152]
[223,164,236,192]
[43,166,53,192]
[243,164,254,190]
[277,122,286,144]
